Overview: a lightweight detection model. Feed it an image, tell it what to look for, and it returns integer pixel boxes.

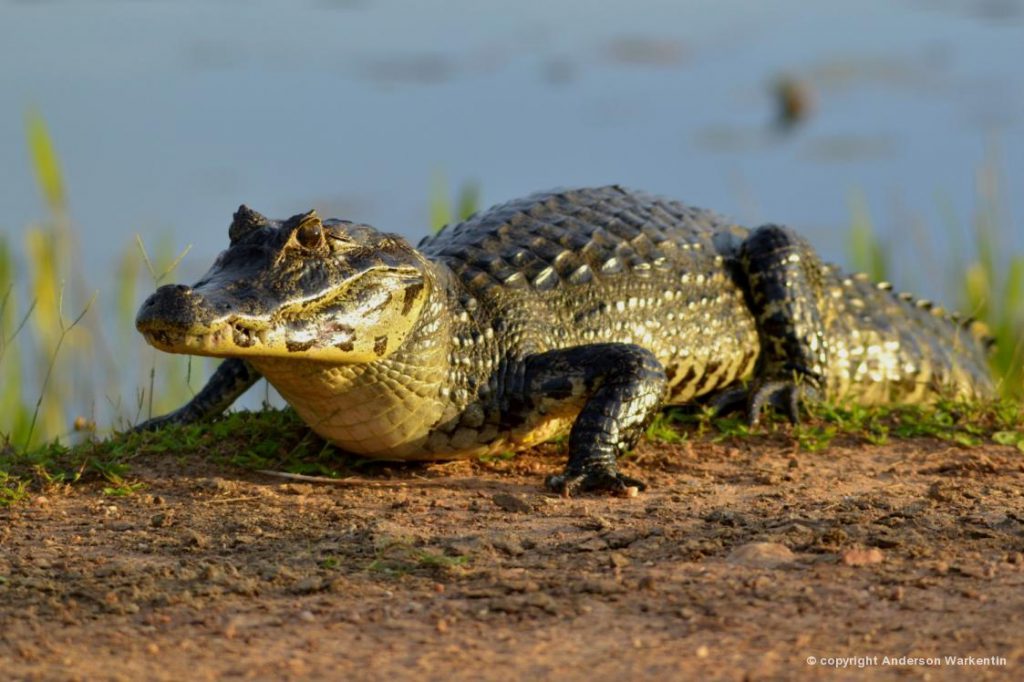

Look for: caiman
[136,186,995,494]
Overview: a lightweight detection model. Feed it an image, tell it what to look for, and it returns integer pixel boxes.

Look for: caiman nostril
[136,282,212,331]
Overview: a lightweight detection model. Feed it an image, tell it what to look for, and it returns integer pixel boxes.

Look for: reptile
[135,185,995,494]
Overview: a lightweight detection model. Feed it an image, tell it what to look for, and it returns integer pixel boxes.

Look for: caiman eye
[295,213,325,250]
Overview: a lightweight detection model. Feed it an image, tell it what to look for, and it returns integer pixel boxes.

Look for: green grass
[0,408,325,504]
[649,397,1023,454]
[2,399,1021,507]
[0,470,29,506]
[368,546,470,577]
[645,411,689,444]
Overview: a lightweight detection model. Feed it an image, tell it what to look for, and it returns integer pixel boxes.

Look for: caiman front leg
[510,343,667,496]
[133,358,261,432]
[717,224,831,424]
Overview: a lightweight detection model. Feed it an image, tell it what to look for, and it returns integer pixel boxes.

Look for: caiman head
[137,206,431,363]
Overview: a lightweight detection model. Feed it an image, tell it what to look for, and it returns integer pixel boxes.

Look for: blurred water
[2,0,1022,292]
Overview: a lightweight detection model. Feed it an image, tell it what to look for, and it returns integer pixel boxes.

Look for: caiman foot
[545,468,648,497]
[518,343,665,496]
[711,370,821,426]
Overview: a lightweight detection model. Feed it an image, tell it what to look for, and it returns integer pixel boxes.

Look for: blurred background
[1,0,1022,447]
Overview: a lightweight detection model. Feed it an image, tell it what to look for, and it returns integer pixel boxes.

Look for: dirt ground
[2,431,1023,681]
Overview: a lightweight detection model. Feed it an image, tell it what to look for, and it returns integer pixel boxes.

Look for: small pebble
[492,493,533,513]
[841,547,885,566]
[223,617,240,640]
[727,542,795,568]
[183,530,209,548]
[292,576,324,594]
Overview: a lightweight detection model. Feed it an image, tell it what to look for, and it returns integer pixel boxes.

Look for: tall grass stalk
[429,171,480,232]
[134,235,203,421]
[23,292,95,448]
[1,111,196,449]
[0,243,35,441]
[959,150,1024,396]
[21,110,91,444]
[846,190,888,283]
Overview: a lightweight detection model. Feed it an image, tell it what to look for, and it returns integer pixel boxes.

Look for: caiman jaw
[136,282,278,359]
[137,317,277,359]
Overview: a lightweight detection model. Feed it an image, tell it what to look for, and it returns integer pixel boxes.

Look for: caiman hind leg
[512,343,667,496]
[723,224,831,424]
[133,358,261,431]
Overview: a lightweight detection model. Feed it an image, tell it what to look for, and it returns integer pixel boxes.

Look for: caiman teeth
[150,330,173,347]
[144,327,219,352]
[143,321,280,358]
[232,322,257,348]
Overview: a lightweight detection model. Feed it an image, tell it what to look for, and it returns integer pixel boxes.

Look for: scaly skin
[136,186,995,494]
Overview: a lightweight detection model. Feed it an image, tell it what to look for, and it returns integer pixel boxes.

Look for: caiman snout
[136,283,216,334]
[136,281,276,358]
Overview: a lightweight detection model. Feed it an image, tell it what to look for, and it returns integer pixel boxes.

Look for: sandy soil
[2,432,1023,681]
